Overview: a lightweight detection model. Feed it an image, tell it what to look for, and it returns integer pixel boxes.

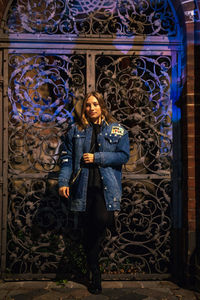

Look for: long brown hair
[77,91,116,130]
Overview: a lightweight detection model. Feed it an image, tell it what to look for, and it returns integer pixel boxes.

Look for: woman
[58,91,130,294]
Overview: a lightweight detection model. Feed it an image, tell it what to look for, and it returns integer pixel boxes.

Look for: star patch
[111,126,124,136]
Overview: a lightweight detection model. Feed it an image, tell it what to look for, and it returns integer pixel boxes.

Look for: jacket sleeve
[58,126,74,188]
[94,132,130,167]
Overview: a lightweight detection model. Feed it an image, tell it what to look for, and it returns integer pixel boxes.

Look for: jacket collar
[87,118,108,129]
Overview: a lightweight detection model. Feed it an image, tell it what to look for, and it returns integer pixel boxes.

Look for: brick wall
[186,22,196,234]
[182,17,200,290]
[194,18,200,290]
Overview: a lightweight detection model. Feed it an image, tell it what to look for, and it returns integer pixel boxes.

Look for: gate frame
[0,41,183,280]
[0,0,184,281]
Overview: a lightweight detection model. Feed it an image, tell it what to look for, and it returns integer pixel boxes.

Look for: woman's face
[85,95,102,124]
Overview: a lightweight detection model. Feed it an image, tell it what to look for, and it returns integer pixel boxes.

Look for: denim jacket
[58,120,130,211]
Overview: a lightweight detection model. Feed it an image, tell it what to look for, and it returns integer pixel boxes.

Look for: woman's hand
[59,186,70,198]
[83,153,94,164]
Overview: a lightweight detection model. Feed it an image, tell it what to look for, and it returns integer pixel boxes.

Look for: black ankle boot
[88,266,102,294]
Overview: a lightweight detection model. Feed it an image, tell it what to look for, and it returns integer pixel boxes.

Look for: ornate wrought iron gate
[0,0,182,279]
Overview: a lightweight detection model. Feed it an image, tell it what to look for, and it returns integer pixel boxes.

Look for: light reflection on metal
[8,53,85,173]
[5,0,177,36]
[7,53,86,276]
[8,54,85,124]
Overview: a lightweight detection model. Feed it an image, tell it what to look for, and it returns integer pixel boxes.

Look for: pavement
[0,280,200,300]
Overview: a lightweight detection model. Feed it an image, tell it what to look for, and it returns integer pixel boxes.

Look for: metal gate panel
[4,0,178,37]
[0,0,183,280]
[94,52,173,275]
[0,50,3,263]
[0,47,180,279]
[3,51,87,278]
[1,49,9,275]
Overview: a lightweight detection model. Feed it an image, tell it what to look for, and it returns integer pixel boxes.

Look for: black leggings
[82,187,114,268]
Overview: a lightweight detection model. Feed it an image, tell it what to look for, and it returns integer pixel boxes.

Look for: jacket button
[109,205,112,208]
[98,143,101,146]
[104,186,107,190]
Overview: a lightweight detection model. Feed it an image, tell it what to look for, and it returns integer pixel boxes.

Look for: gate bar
[0,51,3,273]
[1,49,9,274]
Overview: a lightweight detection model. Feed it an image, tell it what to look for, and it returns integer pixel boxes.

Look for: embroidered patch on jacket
[111,126,124,136]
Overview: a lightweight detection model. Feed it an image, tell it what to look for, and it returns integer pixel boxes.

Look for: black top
[87,123,102,189]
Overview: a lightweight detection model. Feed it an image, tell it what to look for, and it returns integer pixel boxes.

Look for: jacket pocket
[73,134,86,168]
[105,136,120,144]
[74,134,86,148]
[74,133,86,139]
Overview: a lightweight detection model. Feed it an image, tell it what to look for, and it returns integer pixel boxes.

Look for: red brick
[188,200,196,210]
[188,221,196,231]
[187,145,195,151]
[188,186,195,193]
[188,178,196,188]
[188,209,196,220]
[187,189,196,199]
[188,167,195,177]
[187,160,195,168]
[187,135,195,142]
[187,151,195,157]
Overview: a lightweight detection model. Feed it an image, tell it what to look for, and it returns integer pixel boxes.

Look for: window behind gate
[0,0,181,279]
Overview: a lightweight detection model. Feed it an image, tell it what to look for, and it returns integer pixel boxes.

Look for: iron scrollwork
[5,0,177,36]
[6,52,173,276]
[96,54,172,274]
[101,179,171,274]
[7,53,86,275]
[96,54,172,175]
[7,177,72,274]
[8,54,86,173]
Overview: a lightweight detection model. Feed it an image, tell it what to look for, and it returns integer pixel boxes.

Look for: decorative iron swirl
[5,0,177,36]
[101,179,171,274]
[6,0,67,34]
[8,54,85,124]
[7,178,75,274]
[7,177,171,275]
[8,54,86,174]
[96,54,172,175]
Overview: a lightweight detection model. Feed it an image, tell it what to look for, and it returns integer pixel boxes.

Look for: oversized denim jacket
[58,120,130,211]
